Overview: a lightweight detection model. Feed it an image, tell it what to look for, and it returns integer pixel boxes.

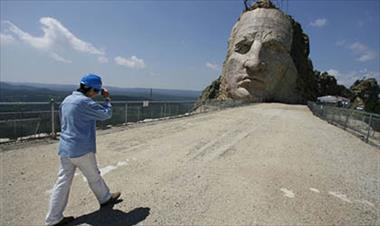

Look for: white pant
[45,152,112,226]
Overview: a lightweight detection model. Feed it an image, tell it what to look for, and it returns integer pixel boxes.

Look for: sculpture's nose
[244,59,265,72]
[243,41,265,72]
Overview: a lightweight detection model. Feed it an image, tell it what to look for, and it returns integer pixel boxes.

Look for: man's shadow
[67,200,150,226]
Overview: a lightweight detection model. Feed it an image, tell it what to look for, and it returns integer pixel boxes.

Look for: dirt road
[1,103,379,225]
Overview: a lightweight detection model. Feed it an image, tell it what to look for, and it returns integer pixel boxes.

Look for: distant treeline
[0,82,200,102]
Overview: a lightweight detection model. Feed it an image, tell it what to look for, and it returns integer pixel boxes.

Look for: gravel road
[1,103,379,225]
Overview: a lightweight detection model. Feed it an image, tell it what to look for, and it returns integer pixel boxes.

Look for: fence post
[365,114,373,143]
[50,98,56,138]
[141,104,144,121]
[137,106,141,121]
[344,109,350,130]
[321,105,325,119]
[13,120,17,139]
[150,105,153,118]
[124,103,128,124]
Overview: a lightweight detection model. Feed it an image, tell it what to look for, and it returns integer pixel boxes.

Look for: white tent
[317,95,350,104]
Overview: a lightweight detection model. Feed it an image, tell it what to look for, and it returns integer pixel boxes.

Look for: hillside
[0,82,201,102]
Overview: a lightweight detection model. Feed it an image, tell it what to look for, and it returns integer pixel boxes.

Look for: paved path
[1,103,379,225]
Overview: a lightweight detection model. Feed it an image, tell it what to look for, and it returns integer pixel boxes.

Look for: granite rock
[198,0,316,104]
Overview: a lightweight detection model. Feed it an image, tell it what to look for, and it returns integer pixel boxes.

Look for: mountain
[0,82,201,102]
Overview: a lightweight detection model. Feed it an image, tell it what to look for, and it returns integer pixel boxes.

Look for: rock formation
[197,0,380,114]
[350,78,380,113]
[198,0,317,105]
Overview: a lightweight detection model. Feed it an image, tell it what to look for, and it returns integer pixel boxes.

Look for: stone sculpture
[198,0,317,104]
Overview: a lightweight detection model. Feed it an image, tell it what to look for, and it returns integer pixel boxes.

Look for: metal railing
[0,100,196,142]
[307,101,380,145]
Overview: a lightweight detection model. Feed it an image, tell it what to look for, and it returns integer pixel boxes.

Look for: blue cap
[80,73,102,90]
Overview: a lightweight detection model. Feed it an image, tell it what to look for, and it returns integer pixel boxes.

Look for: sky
[0,0,379,91]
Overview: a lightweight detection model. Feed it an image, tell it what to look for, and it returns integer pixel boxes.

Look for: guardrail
[0,100,196,142]
[307,101,380,145]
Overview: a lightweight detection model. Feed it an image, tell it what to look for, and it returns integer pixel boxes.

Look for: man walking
[45,74,121,226]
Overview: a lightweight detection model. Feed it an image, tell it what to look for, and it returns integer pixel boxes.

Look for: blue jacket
[58,91,112,158]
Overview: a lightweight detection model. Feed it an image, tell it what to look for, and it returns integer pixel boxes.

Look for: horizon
[1,0,379,90]
[0,80,202,92]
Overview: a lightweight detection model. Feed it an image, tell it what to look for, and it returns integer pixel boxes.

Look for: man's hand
[102,88,111,101]
[101,88,110,98]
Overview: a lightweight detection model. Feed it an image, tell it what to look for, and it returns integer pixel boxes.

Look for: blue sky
[1,0,379,91]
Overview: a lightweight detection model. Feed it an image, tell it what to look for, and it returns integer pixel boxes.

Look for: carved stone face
[221,8,298,102]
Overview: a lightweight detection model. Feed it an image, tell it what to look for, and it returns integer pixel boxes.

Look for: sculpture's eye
[235,40,252,54]
[264,40,286,53]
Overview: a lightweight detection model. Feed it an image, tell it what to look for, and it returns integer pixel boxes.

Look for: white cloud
[326,68,380,87]
[326,69,340,77]
[206,62,219,70]
[356,52,377,62]
[114,56,146,69]
[349,42,377,62]
[310,18,327,27]
[97,56,109,63]
[2,17,106,63]
[349,42,368,53]
[336,40,377,62]
[4,20,51,49]
[50,52,72,63]
[0,33,15,45]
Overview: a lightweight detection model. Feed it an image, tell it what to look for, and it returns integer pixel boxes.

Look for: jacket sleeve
[83,99,112,121]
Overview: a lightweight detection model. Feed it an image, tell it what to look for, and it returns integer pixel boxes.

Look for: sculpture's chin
[232,87,267,102]
[233,87,251,100]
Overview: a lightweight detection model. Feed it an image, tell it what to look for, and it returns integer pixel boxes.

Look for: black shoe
[100,192,121,207]
[52,216,75,226]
